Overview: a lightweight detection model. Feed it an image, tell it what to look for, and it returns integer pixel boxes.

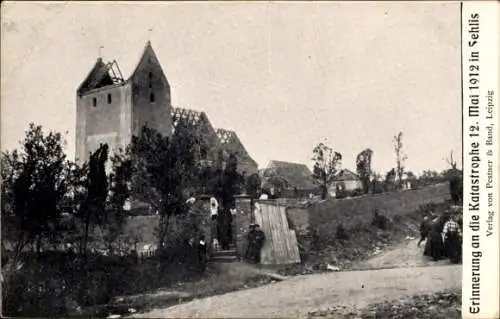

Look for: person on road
[418,210,436,247]
[442,213,462,263]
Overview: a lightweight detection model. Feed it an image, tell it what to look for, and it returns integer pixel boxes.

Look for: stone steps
[209,254,240,263]
[210,244,239,263]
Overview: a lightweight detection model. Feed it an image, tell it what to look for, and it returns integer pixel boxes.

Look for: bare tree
[393,132,408,189]
[444,150,457,170]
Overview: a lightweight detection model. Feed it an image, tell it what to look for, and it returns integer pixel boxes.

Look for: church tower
[76,42,172,166]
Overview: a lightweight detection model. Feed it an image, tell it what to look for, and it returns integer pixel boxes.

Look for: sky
[1,1,462,175]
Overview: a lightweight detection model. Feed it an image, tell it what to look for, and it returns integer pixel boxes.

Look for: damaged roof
[77,41,166,96]
[171,107,207,127]
[216,128,236,144]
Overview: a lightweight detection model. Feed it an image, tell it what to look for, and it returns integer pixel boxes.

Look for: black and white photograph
[1,1,498,318]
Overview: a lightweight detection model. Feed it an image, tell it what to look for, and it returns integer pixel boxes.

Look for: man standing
[253,224,266,264]
[246,224,265,263]
[246,224,257,261]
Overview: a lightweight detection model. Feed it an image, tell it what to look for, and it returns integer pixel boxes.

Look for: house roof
[263,160,316,189]
[334,169,360,181]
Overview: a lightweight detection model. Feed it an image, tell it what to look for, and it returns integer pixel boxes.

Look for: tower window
[107,93,112,104]
[150,92,155,103]
[148,72,153,88]
[92,97,97,107]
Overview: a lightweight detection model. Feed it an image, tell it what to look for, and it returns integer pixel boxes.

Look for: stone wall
[308,183,451,245]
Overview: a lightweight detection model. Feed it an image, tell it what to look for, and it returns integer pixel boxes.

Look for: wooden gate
[254,202,301,265]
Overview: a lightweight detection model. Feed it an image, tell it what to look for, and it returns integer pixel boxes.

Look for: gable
[264,160,316,189]
[128,41,169,89]
[335,169,360,181]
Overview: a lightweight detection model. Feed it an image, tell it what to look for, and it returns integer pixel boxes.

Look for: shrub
[371,209,390,230]
[335,224,349,240]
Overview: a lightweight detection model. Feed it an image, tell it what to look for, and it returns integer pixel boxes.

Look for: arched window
[150,92,155,103]
[107,93,112,104]
[92,97,97,107]
[148,72,153,88]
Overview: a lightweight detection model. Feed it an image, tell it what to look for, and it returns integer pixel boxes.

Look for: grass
[308,289,461,319]
[78,261,278,317]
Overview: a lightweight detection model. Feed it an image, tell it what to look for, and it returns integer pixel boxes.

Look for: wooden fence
[254,202,301,265]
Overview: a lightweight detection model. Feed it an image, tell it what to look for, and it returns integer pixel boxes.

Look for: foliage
[102,150,133,253]
[219,153,242,208]
[1,123,70,259]
[127,121,197,250]
[312,142,342,199]
[335,224,349,240]
[245,173,262,198]
[393,132,408,189]
[383,168,396,191]
[77,144,109,255]
[1,121,214,317]
[356,148,373,194]
[371,209,390,230]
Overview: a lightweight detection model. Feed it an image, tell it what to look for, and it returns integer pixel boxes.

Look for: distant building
[328,169,363,197]
[261,160,318,198]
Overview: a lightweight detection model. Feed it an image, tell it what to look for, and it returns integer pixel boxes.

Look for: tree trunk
[321,185,327,200]
[157,214,170,251]
[81,214,91,258]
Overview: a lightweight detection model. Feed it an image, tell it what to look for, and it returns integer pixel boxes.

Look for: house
[328,169,363,197]
[260,160,318,198]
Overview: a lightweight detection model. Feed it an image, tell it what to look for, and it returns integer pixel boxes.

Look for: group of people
[418,206,462,264]
[210,197,234,250]
[187,197,267,270]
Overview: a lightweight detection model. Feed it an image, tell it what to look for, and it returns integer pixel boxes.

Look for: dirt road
[132,238,461,318]
[353,237,451,270]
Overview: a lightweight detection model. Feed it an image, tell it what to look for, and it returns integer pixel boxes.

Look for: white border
[461,1,499,318]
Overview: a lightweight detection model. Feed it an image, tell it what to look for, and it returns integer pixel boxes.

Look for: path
[132,238,461,318]
[353,237,451,270]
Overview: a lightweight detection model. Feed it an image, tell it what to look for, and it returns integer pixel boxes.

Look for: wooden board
[254,202,301,265]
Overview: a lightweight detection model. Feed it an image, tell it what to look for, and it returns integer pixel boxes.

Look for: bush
[335,224,349,240]
[2,252,202,318]
[371,210,390,230]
